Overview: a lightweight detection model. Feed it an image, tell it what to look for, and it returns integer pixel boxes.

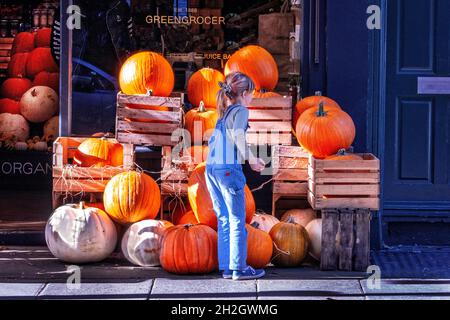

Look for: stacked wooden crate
[248,95,293,146]
[271,145,309,217]
[307,154,380,271]
[115,93,184,147]
[0,38,13,79]
[52,137,134,209]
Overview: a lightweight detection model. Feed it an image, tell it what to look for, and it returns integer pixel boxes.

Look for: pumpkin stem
[198,101,206,113]
[286,216,297,225]
[336,148,347,156]
[146,89,153,97]
[316,101,327,117]
[314,91,322,96]
[31,89,38,97]
[79,201,85,210]
[250,221,260,229]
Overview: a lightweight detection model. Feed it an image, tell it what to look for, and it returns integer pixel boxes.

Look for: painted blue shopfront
[304,0,450,248]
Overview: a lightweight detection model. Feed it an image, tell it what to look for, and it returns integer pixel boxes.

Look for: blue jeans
[205,164,248,271]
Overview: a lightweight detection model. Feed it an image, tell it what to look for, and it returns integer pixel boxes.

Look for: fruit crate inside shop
[52,137,134,209]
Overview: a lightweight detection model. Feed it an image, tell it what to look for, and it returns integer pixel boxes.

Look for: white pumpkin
[121,219,173,267]
[0,113,30,142]
[20,86,58,123]
[45,202,117,264]
[250,213,280,233]
[305,219,322,261]
[33,141,48,151]
[43,115,59,140]
[14,141,28,151]
[281,208,317,227]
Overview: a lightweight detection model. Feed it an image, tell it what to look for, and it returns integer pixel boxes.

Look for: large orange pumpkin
[160,224,218,274]
[224,45,279,92]
[33,71,59,92]
[0,99,21,114]
[296,102,356,159]
[187,162,255,230]
[119,51,174,96]
[0,78,32,101]
[293,92,341,128]
[185,103,218,145]
[73,138,123,167]
[11,32,35,55]
[187,67,224,109]
[26,48,59,78]
[246,224,273,269]
[8,53,29,78]
[325,149,363,161]
[103,171,161,224]
[34,28,52,47]
[270,219,310,267]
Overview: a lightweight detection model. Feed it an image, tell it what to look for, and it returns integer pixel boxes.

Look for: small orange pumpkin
[103,171,161,224]
[187,162,255,230]
[185,103,218,145]
[246,224,273,268]
[74,138,123,167]
[119,51,174,96]
[325,149,363,161]
[160,224,218,274]
[187,68,224,109]
[270,219,310,267]
[225,45,279,92]
[177,210,199,225]
[293,92,341,128]
[296,102,356,159]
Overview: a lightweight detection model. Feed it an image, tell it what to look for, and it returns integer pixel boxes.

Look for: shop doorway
[379,0,450,247]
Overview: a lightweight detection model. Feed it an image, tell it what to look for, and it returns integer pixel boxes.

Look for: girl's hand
[250,157,266,172]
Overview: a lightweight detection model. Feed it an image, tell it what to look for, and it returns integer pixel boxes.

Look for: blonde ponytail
[216,72,255,119]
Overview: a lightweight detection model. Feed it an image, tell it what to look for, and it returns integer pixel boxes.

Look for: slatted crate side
[307,153,381,210]
[247,96,293,146]
[320,209,371,271]
[116,93,184,146]
[160,146,189,196]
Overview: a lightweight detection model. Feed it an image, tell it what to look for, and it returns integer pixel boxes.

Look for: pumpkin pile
[0,29,59,151]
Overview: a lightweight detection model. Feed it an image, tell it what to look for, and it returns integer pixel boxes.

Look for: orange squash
[0,78,32,101]
[270,219,310,267]
[73,138,123,167]
[33,71,59,93]
[0,99,21,114]
[224,45,279,92]
[293,92,341,128]
[246,224,273,269]
[325,149,363,161]
[252,91,281,99]
[187,67,224,109]
[8,53,29,78]
[160,224,218,274]
[187,162,255,230]
[185,103,218,145]
[103,171,161,224]
[34,28,52,48]
[26,48,59,78]
[296,102,356,159]
[177,210,199,225]
[119,51,174,96]
[11,32,35,55]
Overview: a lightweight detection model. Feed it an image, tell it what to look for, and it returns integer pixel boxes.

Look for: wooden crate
[321,209,371,271]
[308,154,380,210]
[116,93,184,147]
[0,38,13,78]
[248,96,293,145]
[52,137,134,208]
[271,145,309,216]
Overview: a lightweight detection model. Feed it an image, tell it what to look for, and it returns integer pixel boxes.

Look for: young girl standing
[205,72,266,281]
